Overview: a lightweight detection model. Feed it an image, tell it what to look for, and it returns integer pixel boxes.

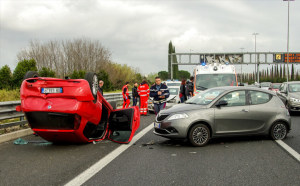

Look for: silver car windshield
[196,74,236,90]
[186,89,225,105]
[288,84,300,92]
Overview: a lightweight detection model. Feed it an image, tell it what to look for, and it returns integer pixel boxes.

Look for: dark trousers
[154,102,166,115]
[133,97,138,106]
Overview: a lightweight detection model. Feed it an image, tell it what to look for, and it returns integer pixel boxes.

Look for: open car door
[108,106,140,143]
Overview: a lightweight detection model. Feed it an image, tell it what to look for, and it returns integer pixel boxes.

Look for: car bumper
[288,101,300,111]
[153,119,189,139]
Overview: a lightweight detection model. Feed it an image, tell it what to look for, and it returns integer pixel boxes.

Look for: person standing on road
[186,76,194,99]
[150,77,169,115]
[138,80,150,116]
[98,80,104,96]
[180,79,187,103]
[132,82,139,106]
[122,82,130,108]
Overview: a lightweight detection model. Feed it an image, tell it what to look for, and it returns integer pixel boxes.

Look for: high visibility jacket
[122,85,129,99]
[138,83,149,97]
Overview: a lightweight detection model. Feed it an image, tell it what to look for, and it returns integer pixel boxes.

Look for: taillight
[74,114,81,130]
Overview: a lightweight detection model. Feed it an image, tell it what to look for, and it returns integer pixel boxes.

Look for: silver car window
[288,84,300,92]
[186,89,225,105]
[249,91,272,105]
[218,91,246,107]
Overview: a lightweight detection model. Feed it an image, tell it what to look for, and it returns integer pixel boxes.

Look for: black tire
[188,124,210,147]
[270,122,287,140]
[84,72,98,103]
[23,71,39,80]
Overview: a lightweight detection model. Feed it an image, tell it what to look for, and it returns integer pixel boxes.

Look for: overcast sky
[1,0,300,75]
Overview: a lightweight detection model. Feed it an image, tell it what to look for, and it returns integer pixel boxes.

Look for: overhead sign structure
[202,54,243,64]
[274,53,300,63]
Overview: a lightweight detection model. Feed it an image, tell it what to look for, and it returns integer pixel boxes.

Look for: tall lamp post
[240,47,245,83]
[253,33,259,83]
[284,0,294,82]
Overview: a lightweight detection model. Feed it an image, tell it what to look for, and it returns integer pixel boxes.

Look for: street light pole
[286,0,291,82]
[253,33,259,83]
[189,49,193,63]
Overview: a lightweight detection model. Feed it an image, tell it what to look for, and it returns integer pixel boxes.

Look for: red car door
[107,106,140,143]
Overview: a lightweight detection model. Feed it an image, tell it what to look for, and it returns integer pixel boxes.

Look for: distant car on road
[269,83,281,92]
[153,86,291,147]
[277,81,300,113]
[16,71,140,144]
[260,82,271,90]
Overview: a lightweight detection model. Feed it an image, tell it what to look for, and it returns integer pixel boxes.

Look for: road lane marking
[275,140,300,162]
[65,123,154,186]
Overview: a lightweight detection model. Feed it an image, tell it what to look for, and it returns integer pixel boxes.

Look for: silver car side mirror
[215,100,228,107]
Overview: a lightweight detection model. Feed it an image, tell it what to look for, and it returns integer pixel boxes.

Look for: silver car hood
[289,92,300,99]
[161,103,207,114]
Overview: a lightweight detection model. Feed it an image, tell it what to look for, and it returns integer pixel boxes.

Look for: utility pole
[253,33,259,83]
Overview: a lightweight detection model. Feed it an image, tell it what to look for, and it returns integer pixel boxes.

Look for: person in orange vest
[138,80,150,116]
[122,82,130,108]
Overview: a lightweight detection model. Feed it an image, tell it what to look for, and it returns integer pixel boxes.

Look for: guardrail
[0,92,126,132]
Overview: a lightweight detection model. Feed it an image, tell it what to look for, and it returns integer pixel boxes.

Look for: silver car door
[214,90,251,134]
[247,91,275,132]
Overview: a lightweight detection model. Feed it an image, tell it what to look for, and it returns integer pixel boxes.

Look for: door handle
[242,109,249,112]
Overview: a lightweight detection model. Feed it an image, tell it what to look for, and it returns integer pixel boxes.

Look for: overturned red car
[16,71,140,144]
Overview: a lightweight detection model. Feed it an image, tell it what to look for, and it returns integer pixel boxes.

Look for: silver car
[153,87,291,147]
[276,81,300,113]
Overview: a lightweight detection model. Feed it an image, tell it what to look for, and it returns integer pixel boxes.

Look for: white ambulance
[193,62,238,95]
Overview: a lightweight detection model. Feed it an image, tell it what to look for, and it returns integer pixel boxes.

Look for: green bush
[70,70,86,79]
[0,65,12,89]
[39,67,55,77]
[97,70,113,91]
[12,59,37,88]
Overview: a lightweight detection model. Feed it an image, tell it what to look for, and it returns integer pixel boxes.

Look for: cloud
[1,0,300,75]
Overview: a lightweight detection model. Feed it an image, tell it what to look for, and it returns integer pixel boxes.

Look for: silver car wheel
[272,123,287,140]
[192,126,209,145]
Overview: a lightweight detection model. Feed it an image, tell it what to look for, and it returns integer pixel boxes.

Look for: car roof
[284,81,300,84]
[209,86,276,95]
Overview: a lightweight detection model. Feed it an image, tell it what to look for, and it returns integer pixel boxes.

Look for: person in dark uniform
[132,82,139,106]
[150,77,169,115]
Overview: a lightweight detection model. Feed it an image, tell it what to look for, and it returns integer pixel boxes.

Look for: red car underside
[17,77,140,143]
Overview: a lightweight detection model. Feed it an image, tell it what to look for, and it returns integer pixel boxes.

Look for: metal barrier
[0,92,126,131]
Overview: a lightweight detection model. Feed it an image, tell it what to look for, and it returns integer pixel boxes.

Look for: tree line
[241,64,300,84]
[0,38,148,91]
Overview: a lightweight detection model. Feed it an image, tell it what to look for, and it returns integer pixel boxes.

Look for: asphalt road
[0,113,299,186]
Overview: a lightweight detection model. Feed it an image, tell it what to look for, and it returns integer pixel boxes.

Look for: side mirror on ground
[215,100,228,107]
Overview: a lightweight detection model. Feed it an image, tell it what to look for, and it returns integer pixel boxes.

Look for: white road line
[65,123,154,186]
[275,140,300,162]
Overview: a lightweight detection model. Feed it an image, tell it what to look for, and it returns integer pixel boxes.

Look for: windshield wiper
[185,102,197,104]
[197,86,207,90]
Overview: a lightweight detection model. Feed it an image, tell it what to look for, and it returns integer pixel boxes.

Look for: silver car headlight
[290,97,300,103]
[168,113,188,120]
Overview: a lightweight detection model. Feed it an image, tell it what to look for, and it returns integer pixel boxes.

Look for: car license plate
[154,122,160,128]
[41,88,63,94]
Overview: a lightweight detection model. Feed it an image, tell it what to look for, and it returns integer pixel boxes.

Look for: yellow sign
[276,54,282,60]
